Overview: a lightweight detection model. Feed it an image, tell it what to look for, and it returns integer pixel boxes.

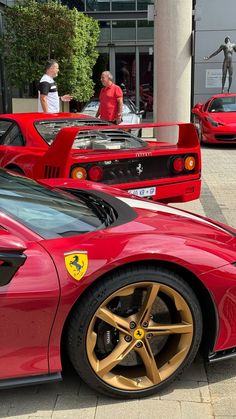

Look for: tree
[0,0,100,100]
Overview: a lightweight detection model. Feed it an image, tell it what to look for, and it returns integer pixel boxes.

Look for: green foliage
[0,0,100,100]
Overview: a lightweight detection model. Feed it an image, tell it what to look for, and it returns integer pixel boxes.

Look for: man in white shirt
[38,59,72,113]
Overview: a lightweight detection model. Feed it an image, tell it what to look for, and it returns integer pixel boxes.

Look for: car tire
[67,266,202,398]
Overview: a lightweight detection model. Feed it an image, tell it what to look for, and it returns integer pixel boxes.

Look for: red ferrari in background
[0,112,201,203]
[0,169,236,398]
[192,93,236,144]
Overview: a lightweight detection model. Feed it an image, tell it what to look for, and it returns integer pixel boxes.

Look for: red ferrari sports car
[192,93,236,144]
[0,112,201,203]
[0,169,236,398]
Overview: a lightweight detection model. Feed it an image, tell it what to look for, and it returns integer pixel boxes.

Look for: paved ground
[1,144,236,419]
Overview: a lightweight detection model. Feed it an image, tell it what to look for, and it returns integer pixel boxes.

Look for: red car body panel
[0,237,60,378]
[0,113,201,203]
[0,172,236,385]
[192,93,236,144]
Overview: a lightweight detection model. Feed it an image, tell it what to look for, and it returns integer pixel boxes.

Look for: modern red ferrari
[0,112,201,203]
[192,93,236,144]
[0,169,236,398]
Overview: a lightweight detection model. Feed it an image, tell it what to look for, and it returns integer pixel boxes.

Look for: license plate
[128,187,156,198]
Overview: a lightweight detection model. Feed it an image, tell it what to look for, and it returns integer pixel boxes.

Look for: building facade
[62,0,154,114]
[1,1,236,114]
[194,0,236,105]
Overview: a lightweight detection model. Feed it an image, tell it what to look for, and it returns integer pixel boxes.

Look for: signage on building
[205,69,229,89]
[147,4,155,21]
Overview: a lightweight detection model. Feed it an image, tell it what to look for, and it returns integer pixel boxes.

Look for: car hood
[209,112,236,125]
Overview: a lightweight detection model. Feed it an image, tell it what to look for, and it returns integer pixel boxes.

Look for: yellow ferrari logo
[134,329,145,340]
[64,251,88,281]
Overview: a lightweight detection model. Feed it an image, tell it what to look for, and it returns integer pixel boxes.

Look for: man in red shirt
[96,71,123,124]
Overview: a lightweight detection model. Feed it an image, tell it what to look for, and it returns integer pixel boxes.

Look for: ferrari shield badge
[64,251,88,281]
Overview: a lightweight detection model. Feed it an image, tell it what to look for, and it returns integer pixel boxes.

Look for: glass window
[137,0,152,10]
[112,21,136,41]
[111,0,135,11]
[0,172,107,238]
[137,20,154,40]
[86,0,110,11]
[0,121,24,146]
[34,118,108,145]
[139,46,153,115]
[0,120,12,139]
[99,21,111,42]
[92,49,109,96]
[1,1,16,6]
[115,46,135,92]
[61,0,85,11]
[209,96,236,112]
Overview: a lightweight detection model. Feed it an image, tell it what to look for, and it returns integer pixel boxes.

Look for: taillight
[185,156,195,171]
[88,165,103,181]
[71,167,87,180]
[173,157,185,173]
[172,156,196,174]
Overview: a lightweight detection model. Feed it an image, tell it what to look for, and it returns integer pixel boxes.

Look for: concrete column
[154,0,192,123]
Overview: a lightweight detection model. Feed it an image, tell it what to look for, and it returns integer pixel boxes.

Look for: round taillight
[71,167,87,180]
[88,165,103,182]
[185,156,195,171]
[173,157,185,173]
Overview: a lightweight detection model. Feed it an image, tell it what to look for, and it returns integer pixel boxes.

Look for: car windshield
[0,171,116,239]
[34,119,147,150]
[209,96,236,112]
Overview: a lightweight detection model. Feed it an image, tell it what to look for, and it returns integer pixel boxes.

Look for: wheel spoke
[138,283,160,325]
[148,322,193,336]
[96,306,130,334]
[97,339,137,377]
[169,346,189,365]
[137,341,162,384]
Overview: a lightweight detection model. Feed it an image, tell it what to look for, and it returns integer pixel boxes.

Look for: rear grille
[44,165,60,178]
[71,154,197,185]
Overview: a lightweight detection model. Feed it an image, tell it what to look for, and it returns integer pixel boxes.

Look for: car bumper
[121,178,201,203]
[203,130,236,144]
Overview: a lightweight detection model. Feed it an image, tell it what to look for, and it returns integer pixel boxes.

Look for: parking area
[1,144,236,419]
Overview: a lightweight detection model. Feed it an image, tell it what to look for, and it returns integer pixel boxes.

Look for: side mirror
[192,103,202,113]
[0,231,27,252]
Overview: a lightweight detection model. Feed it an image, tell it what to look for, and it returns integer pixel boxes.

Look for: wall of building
[194,0,236,105]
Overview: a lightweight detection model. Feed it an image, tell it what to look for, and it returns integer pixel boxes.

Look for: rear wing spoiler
[32,121,200,179]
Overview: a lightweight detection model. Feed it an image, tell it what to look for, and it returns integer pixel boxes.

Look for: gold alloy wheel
[86,281,194,391]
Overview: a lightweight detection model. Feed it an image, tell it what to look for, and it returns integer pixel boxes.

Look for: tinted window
[0,120,12,138]
[0,120,24,146]
[0,172,108,238]
[209,96,236,112]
